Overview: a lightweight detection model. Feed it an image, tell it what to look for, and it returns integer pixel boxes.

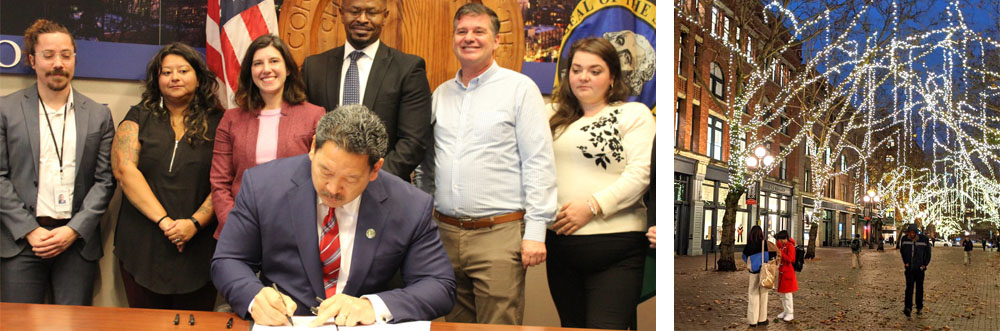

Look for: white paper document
[252,317,430,331]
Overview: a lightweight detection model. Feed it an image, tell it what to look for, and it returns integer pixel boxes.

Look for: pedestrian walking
[850,234,862,269]
[741,225,777,328]
[775,230,798,322]
[982,239,987,251]
[962,237,973,265]
[899,223,931,318]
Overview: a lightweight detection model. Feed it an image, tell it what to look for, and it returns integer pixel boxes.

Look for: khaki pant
[436,217,525,325]
[964,251,972,265]
[851,252,861,269]
[747,272,769,324]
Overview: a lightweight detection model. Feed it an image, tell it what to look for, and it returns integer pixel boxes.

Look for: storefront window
[736,211,749,244]
[715,211,725,245]
[674,178,687,202]
[702,180,716,204]
[704,210,714,240]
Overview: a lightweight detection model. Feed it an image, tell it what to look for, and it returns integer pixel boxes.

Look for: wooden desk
[1,303,600,331]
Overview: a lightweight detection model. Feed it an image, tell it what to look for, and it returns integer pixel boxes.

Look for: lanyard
[39,95,69,175]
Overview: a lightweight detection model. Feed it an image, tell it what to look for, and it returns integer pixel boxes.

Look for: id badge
[54,185,73,213]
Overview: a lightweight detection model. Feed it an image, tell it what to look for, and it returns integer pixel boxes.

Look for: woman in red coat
[775,230,798,322]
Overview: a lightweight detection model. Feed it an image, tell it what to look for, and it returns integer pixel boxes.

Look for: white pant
[779,292,794,316]
[747,273,769,324]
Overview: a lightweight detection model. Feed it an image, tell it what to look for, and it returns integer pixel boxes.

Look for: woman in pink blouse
[210,34,325,238]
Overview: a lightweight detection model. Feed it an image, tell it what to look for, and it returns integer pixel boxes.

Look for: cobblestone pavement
[674,245,1000,330]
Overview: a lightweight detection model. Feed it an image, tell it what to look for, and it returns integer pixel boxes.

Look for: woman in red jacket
[775,230,798,322]
[210,34,324,238]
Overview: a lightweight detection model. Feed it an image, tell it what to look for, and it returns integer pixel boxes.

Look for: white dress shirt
[316,195,392,323]
[418,62,558,242]
[36,90,77,219]
[338,40,381,105]
[247,194,393,323]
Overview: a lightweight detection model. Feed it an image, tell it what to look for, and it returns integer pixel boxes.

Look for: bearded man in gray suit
[1,19,116,305]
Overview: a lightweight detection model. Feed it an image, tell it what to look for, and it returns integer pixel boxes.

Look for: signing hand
[521,239,546,269]
[552,199,596,235]
[647,226,657,248]
[32,226,78,259]
[250,286,297,326]
[308,294,376,327]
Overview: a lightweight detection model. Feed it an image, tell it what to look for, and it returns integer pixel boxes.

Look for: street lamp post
[746,146,775,238]
[863,189,879,249]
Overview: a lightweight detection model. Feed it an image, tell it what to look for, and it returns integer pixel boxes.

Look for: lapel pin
[366,228,376,239]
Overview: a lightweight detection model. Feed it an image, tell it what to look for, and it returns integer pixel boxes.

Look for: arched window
[710,62,725,100]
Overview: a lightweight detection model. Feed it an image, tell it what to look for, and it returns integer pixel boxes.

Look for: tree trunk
[868,221,876,249]
[717,188,746,271]
[806,221,819,259]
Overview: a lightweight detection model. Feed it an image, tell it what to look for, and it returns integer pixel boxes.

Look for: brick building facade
[673,0,865,256]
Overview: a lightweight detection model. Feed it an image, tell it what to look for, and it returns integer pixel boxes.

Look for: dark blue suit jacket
[211,154,455,321]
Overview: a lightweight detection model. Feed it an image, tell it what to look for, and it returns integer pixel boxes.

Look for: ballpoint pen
[271,283,295,326]
[310,296,324,315]
[311,297,339,330]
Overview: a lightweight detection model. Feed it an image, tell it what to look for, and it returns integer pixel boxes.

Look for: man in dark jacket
[850,234,862,269]
[961,237,974,265]
[899,224,931,318]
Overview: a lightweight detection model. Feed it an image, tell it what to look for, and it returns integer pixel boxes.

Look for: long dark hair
[140,42,222,143]
[234,34,307,113]
[749,225,764,243]
[549,37,631,138]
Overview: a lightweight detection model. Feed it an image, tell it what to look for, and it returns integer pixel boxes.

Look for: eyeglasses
[36,50,75,62]
[342,8,386,19]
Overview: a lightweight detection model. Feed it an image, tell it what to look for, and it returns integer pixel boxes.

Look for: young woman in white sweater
[545,37,655,330]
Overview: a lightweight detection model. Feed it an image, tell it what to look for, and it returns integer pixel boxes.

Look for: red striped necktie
[319,207,341,298]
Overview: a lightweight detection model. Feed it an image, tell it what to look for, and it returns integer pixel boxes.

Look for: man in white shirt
[211,105,455,326]
[302,0,432,180]
[415,3,558,325]
[1,19,116,305]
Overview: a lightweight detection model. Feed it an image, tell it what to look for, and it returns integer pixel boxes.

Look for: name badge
[54,185,73,213]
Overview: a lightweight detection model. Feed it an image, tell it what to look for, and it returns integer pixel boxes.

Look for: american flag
[206,0,279,109]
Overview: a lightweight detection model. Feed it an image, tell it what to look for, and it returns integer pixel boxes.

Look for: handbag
[759,240,779,289]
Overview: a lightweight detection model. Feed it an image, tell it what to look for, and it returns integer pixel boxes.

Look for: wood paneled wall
[278,0,524,90]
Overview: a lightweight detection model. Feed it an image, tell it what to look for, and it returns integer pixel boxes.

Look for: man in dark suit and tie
[211,104,455,327]
[1,19,116,305]
[301,0,432,180]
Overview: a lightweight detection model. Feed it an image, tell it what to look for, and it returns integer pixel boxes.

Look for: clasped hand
[159,217,197,252]
[26,226,78,259]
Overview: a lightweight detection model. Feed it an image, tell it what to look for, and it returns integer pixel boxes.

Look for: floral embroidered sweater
[548,102,656,235]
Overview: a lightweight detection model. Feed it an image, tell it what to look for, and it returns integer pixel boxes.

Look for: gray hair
[315,104,388,168]
[453,3,500,36]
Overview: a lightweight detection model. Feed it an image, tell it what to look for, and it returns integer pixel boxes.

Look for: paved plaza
[674,245,1000,330]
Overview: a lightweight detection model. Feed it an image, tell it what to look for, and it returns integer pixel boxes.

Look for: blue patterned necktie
[343,50,364,105]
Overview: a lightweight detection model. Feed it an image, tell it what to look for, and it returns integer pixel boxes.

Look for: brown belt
[37,216,69,227]
[433,210,525,230]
